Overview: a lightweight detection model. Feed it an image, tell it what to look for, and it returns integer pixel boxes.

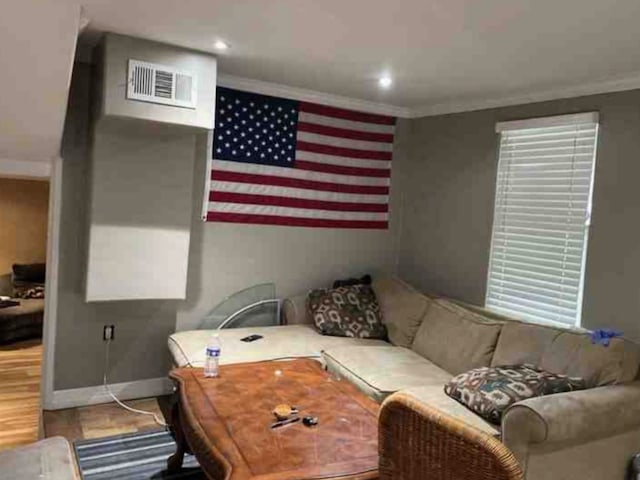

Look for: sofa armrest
[502,381,640,470]
[380,392,523,480]
[281,294,312,325]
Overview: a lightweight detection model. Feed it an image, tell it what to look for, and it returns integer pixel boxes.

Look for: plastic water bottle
[204,334,221,378]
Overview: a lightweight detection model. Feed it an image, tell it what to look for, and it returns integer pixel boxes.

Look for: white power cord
[103,337,167,427]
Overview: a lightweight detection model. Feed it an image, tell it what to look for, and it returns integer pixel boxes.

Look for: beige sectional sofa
[168,275,640,480]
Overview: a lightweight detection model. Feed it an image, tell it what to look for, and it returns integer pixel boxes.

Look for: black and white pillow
[307,284,386,339]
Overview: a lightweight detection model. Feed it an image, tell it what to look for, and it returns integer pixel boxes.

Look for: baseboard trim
[46,377,174,410]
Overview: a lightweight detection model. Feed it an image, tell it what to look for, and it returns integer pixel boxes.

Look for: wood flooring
[0,338,171,453]
[43,397,171,443]
[0,339,42,451]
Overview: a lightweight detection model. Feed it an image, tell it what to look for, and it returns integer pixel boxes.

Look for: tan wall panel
[0,178,49,275]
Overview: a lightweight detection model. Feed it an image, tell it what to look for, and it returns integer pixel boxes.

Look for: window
[486,112,599,327]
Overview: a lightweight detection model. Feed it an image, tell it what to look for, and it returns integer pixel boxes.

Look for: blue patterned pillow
[444,365,586,425]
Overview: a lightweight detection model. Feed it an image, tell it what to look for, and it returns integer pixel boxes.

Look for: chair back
[379,392,524,480]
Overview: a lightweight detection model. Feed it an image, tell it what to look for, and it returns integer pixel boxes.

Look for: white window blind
[486,112,599,327]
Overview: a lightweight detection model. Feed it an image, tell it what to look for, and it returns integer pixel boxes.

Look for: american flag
[204,87,395,229]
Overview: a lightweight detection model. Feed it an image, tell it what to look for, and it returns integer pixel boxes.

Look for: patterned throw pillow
[307,285,386,339]
[444,365,586,425]
[14,284,45,299]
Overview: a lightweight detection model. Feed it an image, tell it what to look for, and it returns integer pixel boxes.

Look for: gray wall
[55,63,640,389]
[55,63,640,390]
[399,89,640,340]
[176,120,409,330]
[84,122,195,301]
[55,64,183,389]
[55,62,407,389]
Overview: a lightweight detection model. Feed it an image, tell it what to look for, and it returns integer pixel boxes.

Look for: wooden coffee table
[168,359,379,479]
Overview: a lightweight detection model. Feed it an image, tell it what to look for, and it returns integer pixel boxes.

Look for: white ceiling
[2,0,640,171]
[0,0,79,172]
[81,0,640,113]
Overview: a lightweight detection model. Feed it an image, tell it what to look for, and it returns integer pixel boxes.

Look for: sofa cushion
[491,321,562,367]
[400,385,500,436]
[540,332,640,387]
[308,285,386,339]
[438,298,505,325]
[322,345,452,402]
[411,299,503,375]
[372,276,432,348]
[445,365,586,425]
[168,324,389,367]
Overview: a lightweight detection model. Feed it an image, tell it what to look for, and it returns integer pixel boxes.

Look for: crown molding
[218,71,640,120]
[217,74,412,118]
[408,72,640,118]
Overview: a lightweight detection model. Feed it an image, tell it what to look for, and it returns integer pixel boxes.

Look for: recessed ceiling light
[378,75,393,89]
[214,40,230,51]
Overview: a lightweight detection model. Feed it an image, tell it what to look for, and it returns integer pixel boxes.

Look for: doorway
[0,176,50,450]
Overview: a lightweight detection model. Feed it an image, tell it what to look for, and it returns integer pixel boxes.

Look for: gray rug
[74,429,205,480]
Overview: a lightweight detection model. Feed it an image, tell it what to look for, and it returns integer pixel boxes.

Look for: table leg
[167,400,186,473]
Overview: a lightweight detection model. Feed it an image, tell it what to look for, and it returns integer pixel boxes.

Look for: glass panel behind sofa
[198,283,280,330]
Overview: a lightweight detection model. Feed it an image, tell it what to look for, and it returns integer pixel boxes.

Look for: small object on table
[302,416,318,427]
[240,334,263,343]
[273,404,298,420]
[271,417,301,429]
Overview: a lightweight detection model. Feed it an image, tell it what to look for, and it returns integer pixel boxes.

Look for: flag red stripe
[212,170,390,195]
[207,211,388,229]
[299,102,396,126]
[296,160,390,178]
[297,122,394,143]
[209,191,389,213]
[296,141,391,161]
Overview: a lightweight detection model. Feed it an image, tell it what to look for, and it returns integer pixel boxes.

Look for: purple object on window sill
[590,329,623,347]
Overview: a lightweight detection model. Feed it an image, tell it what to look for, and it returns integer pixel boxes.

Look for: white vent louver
[127,60,197,109]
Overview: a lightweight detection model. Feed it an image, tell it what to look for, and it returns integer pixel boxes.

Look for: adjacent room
[0,177,49,450]
[1,1,640,479]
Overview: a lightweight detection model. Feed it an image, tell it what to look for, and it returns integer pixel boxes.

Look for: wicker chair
[379,392,524,480]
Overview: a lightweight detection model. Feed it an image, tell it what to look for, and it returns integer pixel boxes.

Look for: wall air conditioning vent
[127,59,197,109]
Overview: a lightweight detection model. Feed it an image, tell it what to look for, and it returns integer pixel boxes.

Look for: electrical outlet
[103,325,115,341]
